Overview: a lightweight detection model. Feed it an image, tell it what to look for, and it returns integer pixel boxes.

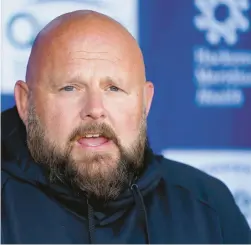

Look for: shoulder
[1,106,20,140]
[159,156,227,200]
[158,155,236,208]
[156,155,251,243]
[1,106,28,161]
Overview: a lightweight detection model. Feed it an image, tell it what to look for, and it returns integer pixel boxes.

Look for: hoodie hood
[2,107,162,243]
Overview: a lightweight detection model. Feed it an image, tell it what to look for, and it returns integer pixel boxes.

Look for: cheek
[34,97,79,146]
[107,96,144,145]
[119,112,143,148]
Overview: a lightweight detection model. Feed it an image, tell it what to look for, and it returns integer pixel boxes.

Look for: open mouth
[77,133,110,147]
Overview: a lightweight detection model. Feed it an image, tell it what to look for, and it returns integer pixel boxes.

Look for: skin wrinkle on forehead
[71,50,121,63]
[69,54,121,64]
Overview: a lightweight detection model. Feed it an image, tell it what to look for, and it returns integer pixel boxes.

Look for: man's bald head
[26,10,145,88]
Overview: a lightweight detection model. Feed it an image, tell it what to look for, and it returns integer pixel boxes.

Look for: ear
[14,80,30,126]
[144,81,154,116]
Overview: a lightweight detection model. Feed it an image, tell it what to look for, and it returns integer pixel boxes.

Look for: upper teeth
[85,134,100,138]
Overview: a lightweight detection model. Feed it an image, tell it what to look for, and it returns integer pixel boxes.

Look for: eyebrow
[51,76,122,88]
[100,76,121,86]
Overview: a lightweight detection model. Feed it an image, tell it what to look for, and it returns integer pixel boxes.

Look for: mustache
[68,122,119,145]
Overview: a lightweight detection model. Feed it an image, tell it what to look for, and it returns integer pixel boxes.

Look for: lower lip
[76,138,113,149]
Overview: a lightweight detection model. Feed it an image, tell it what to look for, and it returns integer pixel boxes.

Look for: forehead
[51,47,128,81]
[40,37,139,81]
[49,24,131,56]
[29,20,145,86]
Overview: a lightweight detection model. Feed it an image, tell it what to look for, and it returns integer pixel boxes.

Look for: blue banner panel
[139,0,251,152]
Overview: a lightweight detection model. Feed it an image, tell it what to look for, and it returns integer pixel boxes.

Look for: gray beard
[26,106,148,201]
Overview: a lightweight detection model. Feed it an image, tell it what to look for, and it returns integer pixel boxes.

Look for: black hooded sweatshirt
[2,107,251,244]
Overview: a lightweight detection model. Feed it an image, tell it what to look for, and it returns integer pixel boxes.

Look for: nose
[80,90,106,120]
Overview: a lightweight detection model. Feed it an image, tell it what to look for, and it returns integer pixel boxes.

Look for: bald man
[2,10,251,244]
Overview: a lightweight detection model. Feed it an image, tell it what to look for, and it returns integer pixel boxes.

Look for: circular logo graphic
[6,13,40,49]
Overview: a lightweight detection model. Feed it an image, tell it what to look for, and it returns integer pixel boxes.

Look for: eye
[61,86,76,92]
[108,85,120,92]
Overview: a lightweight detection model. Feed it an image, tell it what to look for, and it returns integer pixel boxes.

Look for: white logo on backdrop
[194,0,250,45]
[193,0,251,107]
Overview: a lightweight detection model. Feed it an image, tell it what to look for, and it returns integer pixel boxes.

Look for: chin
[72,151,119,167]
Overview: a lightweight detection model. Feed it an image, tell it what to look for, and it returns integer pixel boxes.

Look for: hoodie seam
[175,184,215,210]
[1,172,11,190]
[173,184,224,241]
[1,176,11,244]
